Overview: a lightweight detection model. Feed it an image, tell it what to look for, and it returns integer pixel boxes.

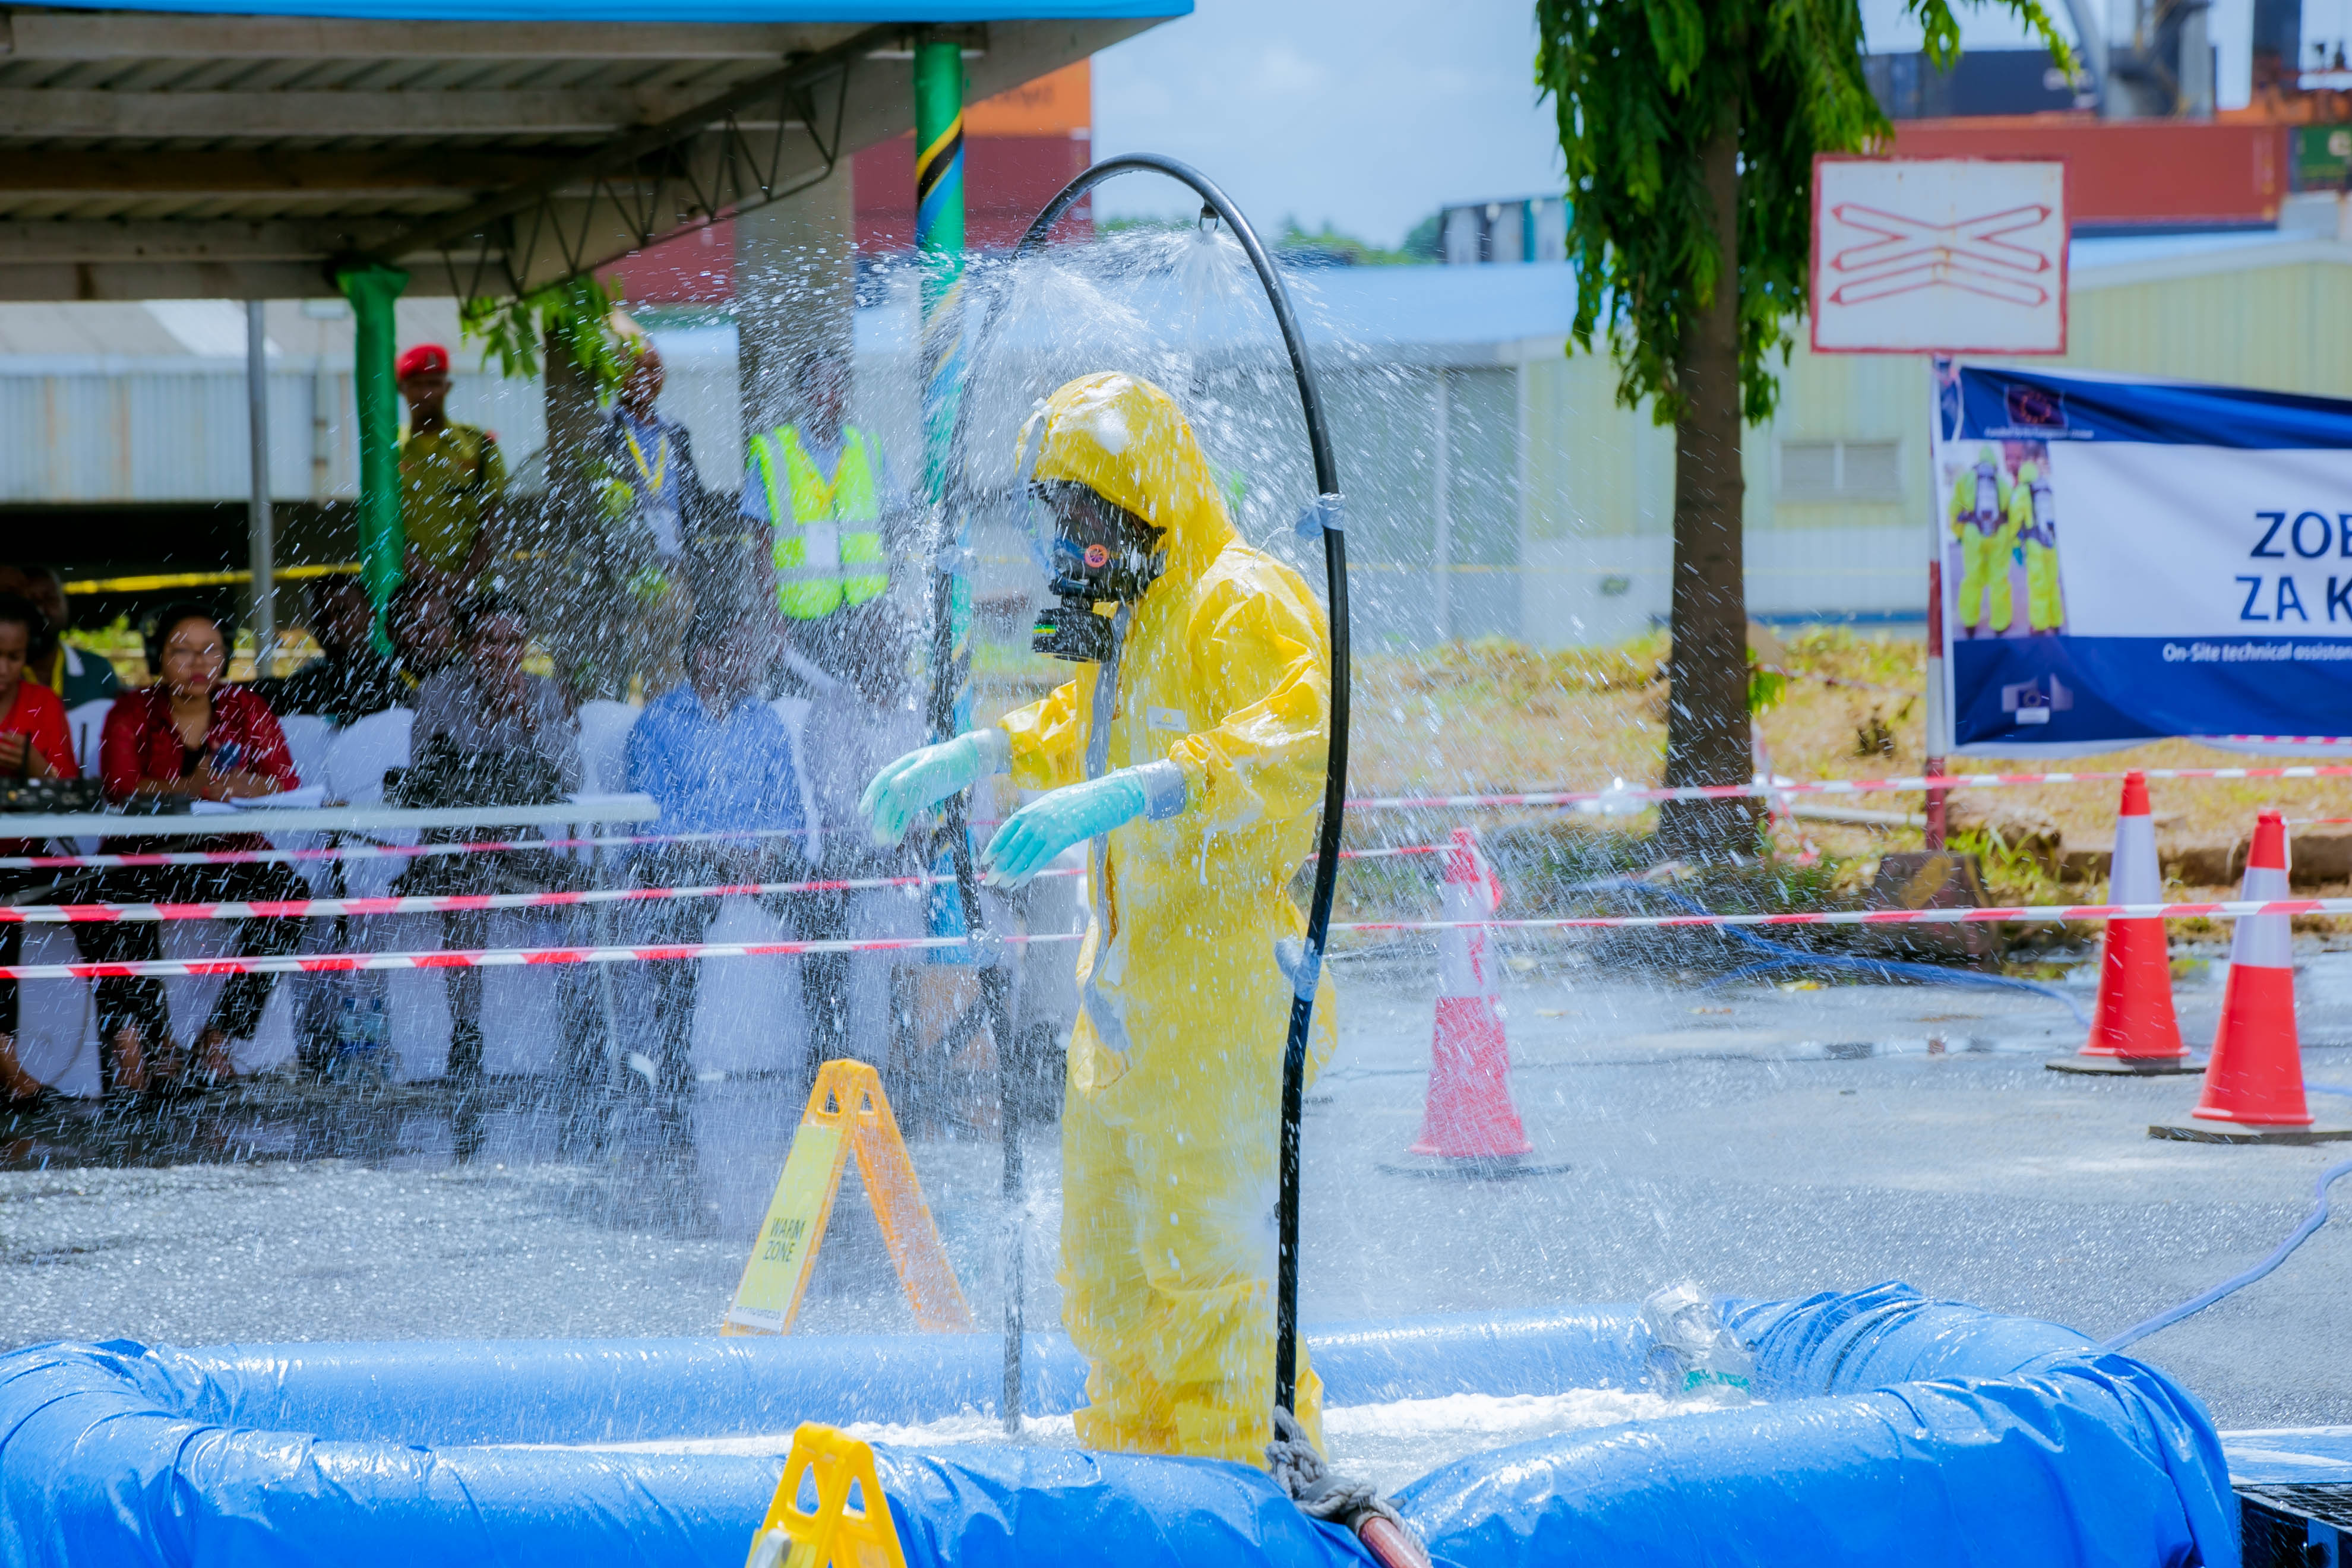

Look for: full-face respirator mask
[1029,479,1167,663]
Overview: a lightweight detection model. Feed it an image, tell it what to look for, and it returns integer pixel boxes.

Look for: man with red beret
[397,343,507,588]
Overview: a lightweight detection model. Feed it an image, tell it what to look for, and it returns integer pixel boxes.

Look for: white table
[1,794,659,840]
[4,794,662,1093]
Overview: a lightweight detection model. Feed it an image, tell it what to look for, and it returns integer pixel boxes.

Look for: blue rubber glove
[860,729,1009,846]
[981,762,1187,887]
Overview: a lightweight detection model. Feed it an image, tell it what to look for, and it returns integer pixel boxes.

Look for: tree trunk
[542,321,603,512]
[1656,122,1758,862]
[538,319,621,698]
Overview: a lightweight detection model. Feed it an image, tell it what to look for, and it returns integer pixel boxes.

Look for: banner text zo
[1930,360,2352,751]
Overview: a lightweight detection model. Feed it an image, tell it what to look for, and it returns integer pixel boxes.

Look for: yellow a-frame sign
[722,1060,974,1336]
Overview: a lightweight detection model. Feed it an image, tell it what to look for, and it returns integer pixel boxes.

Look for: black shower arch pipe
[948,152,1349,1421]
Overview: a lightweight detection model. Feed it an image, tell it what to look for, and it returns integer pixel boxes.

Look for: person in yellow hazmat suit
[1948,443,2015,637]
[860,371,1338,1465]
[2010,459,2065,633]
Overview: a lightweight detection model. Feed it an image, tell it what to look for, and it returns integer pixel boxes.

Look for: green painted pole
[915,31,1025,1434]
[339,264,409,649]
[916,36,968,633]
[916,41,972,916]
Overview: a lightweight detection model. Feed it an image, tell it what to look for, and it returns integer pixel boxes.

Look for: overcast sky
[1089,0,1566,249]
[1086,0,2293,246]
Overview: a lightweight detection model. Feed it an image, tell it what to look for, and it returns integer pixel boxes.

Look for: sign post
[1810,156,2070,846]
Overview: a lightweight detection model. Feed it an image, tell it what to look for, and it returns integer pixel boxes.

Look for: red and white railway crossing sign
[1810,156,2069,355]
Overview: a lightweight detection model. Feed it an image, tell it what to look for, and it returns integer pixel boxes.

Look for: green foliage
[1276,218,1423,266]
[1399,210,1446,263]
[460,275,636,404]
[1096,214,1196,236]
[1950,823,2069,907]
[1533,0,2070,425]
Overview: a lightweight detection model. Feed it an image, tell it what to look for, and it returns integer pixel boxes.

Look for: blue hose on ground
[1572,878,2089,1024]
[2102,1159,2352,1352]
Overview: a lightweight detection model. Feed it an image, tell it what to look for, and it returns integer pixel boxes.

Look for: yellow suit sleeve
[1000,676,1087,793]
[1164,562,1331,832]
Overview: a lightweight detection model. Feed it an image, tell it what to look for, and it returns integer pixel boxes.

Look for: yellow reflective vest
[754,424,887,620]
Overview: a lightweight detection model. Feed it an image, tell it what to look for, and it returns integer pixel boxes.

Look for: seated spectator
[387,578,459,691]
[71,603,306,1092]
[18,564,122,706]
[256,575,403,726]
[399,591,600,1089]
[626,611,810,1107]
[0,593,78,1110]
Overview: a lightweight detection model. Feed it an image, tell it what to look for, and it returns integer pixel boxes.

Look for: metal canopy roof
[0,4,1176,301]
[20,0,1175,14]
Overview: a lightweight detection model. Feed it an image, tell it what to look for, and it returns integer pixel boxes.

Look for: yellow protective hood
[1019,372,1235,576]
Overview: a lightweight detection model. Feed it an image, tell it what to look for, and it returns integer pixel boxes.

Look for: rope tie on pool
[1266,1408,1430,1568]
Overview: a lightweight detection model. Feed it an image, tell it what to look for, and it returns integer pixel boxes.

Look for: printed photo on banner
[1941,436,2068,640]
[1929,359,2352,755]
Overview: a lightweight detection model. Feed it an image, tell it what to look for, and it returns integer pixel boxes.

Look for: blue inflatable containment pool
[0,1282,2234,1567]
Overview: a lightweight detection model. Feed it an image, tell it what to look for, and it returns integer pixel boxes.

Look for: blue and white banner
[1931,359,2352,753]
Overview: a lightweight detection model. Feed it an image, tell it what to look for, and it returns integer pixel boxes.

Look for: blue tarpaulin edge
[0,1284,2235,1568]
[1402,1282,2238,1568]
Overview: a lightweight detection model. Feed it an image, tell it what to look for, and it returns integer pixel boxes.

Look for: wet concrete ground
[4,944,2348,1430]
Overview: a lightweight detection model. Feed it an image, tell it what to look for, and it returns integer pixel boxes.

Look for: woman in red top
[0,592,78,1110]
[73,603,308,1092]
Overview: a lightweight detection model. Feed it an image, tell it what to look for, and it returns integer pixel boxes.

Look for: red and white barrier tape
[1346,763,2352,813]
[1333,897,2352,935]
[1,846,1446,922]
[6,760,2342,874]
[0,824,1453,876]
[0,868,1089,924]
[8,896,2342,982]
[0,824,816,873]
[0,931,1084,982]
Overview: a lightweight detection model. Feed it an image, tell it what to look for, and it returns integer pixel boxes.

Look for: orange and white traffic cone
[2051,771,2198,1076]
[1397,829,1547,1175]
[2153,810,2351,1145]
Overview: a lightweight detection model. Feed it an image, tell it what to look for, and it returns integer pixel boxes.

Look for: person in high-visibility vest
[1946,442,2015,638]
[2009,458,2065,633]
[736,347,918,1074]
[739,350,892,624]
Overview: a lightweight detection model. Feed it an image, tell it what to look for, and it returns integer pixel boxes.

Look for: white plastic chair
[275,713,335,794]
[324,708,413,805]
[769,694,824,864]
[65,698,112,777]
[576,699,640,798]
[322,708,414,899]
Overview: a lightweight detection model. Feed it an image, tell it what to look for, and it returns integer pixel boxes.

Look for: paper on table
[189,786,331,815]
[233,785,327,810]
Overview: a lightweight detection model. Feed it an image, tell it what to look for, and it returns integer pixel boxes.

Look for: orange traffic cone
[1390,830,1561,1177]
[2153,810,2351,1145]
[2051,771,2198,1076]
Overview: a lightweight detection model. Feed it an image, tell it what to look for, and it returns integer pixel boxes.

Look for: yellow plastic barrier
[723,1060,974,1336]
[744,1423,908,1568]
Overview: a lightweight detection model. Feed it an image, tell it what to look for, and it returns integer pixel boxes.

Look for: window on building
[1777,440,1902,502]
